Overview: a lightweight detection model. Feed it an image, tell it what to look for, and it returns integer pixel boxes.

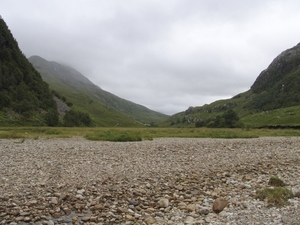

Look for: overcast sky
[1,1,300,115]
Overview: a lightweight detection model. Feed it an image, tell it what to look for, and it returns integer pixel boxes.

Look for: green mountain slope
[29,56,168,126]
[165,43,300,128]
[0,17,58,126]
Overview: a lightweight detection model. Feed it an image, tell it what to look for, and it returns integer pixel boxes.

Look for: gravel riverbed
[0,137,300,225]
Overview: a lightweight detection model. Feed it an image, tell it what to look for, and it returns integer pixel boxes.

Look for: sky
[1,1,300,115]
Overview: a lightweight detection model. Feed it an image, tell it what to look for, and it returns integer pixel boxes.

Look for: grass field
[0,127,300,141]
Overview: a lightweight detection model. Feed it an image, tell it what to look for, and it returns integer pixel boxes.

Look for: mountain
[0,17,58,126]
[165,43,300,128]
[29,56,169,126]
[250,43,300,110]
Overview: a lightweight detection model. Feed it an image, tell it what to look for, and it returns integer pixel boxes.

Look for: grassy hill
[165,43,300,128]
[29,56,169,126]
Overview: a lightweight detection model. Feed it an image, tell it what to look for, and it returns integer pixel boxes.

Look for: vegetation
[86,129,143,142]
[1,127,300,141]
[28,56,168,126]
[63,109,93,127]
[256,187,294,207]
[166,43,300,128]
[241,105,300,128]
[195,109,243,128]
[268,176,286,187]
[0,18,58,126]
[256,176,294,207]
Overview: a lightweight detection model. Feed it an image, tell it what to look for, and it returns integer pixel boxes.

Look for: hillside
[0,17,58,126]
[29,56,169,126]
[166,43,300,128]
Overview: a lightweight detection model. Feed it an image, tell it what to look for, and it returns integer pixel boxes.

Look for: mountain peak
[251,43,300,93]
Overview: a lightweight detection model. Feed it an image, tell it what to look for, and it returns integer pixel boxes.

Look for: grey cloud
[1,0,300,115]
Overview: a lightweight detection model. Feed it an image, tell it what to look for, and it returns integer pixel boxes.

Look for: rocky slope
[0,137,299,224]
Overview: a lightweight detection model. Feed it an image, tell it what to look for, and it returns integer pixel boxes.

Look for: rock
[175,184,184,190]
[46,220,55,225]
[50,197,58,204]
[185,216,195,224]
[81,216,90,221]
[186,204,196,212]
[144,216,156,224]
[20,212,30,216]
[199,207,210,215]
[77,189,85,194]
[15,216,24,222]
[94,204,105,210]
[23,217,31,222]
[294,191,300,198]
[212,198,228,213]
[125,214,133,220]
[158,198,169,208]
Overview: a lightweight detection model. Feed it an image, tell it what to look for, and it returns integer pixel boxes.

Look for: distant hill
[166,43,300,128]
[0,17,58,126]
[29,56,169,126]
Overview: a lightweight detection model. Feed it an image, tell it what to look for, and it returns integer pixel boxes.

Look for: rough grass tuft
[256,187,294,207]
[268,176,285,187]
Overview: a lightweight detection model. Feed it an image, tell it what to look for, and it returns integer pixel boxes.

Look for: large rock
[212,198,228,213]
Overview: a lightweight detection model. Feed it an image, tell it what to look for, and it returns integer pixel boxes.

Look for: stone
[94,204,105,210]
[50,197,58,204]
[175,184,184,190]
[125,214,133,220]
[20,212,30,216]
[212,198,228,213]
[294,191,300,198]
[81,216,90,221]
[158,198,169,208]
[185,216,195,224]
[186,204,196,212]
[199,207,210,215]
[144,216,156,224]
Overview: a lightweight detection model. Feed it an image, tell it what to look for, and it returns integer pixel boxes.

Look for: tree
[44,109,59,126]
[63,110,93,127]
[223,109,239,128]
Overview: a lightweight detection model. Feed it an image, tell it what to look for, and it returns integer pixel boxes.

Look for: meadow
[0,127,300,141]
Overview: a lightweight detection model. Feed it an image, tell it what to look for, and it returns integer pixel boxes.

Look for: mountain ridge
[165,42,300,127]
[29,55,169,126]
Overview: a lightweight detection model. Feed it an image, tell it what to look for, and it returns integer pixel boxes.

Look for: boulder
[212,198,228,213]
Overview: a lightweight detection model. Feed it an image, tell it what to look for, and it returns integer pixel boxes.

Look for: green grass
[256,176,294,207]
[241,105,300,127]
[268,176,285,187]
[256,187,294,207]
[85,130,144,142]
[0,127,300,141]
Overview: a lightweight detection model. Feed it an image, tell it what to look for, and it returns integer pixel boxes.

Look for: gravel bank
[0,137,300,225]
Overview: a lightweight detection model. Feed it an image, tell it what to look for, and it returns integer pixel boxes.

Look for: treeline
[195,109,243,128]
